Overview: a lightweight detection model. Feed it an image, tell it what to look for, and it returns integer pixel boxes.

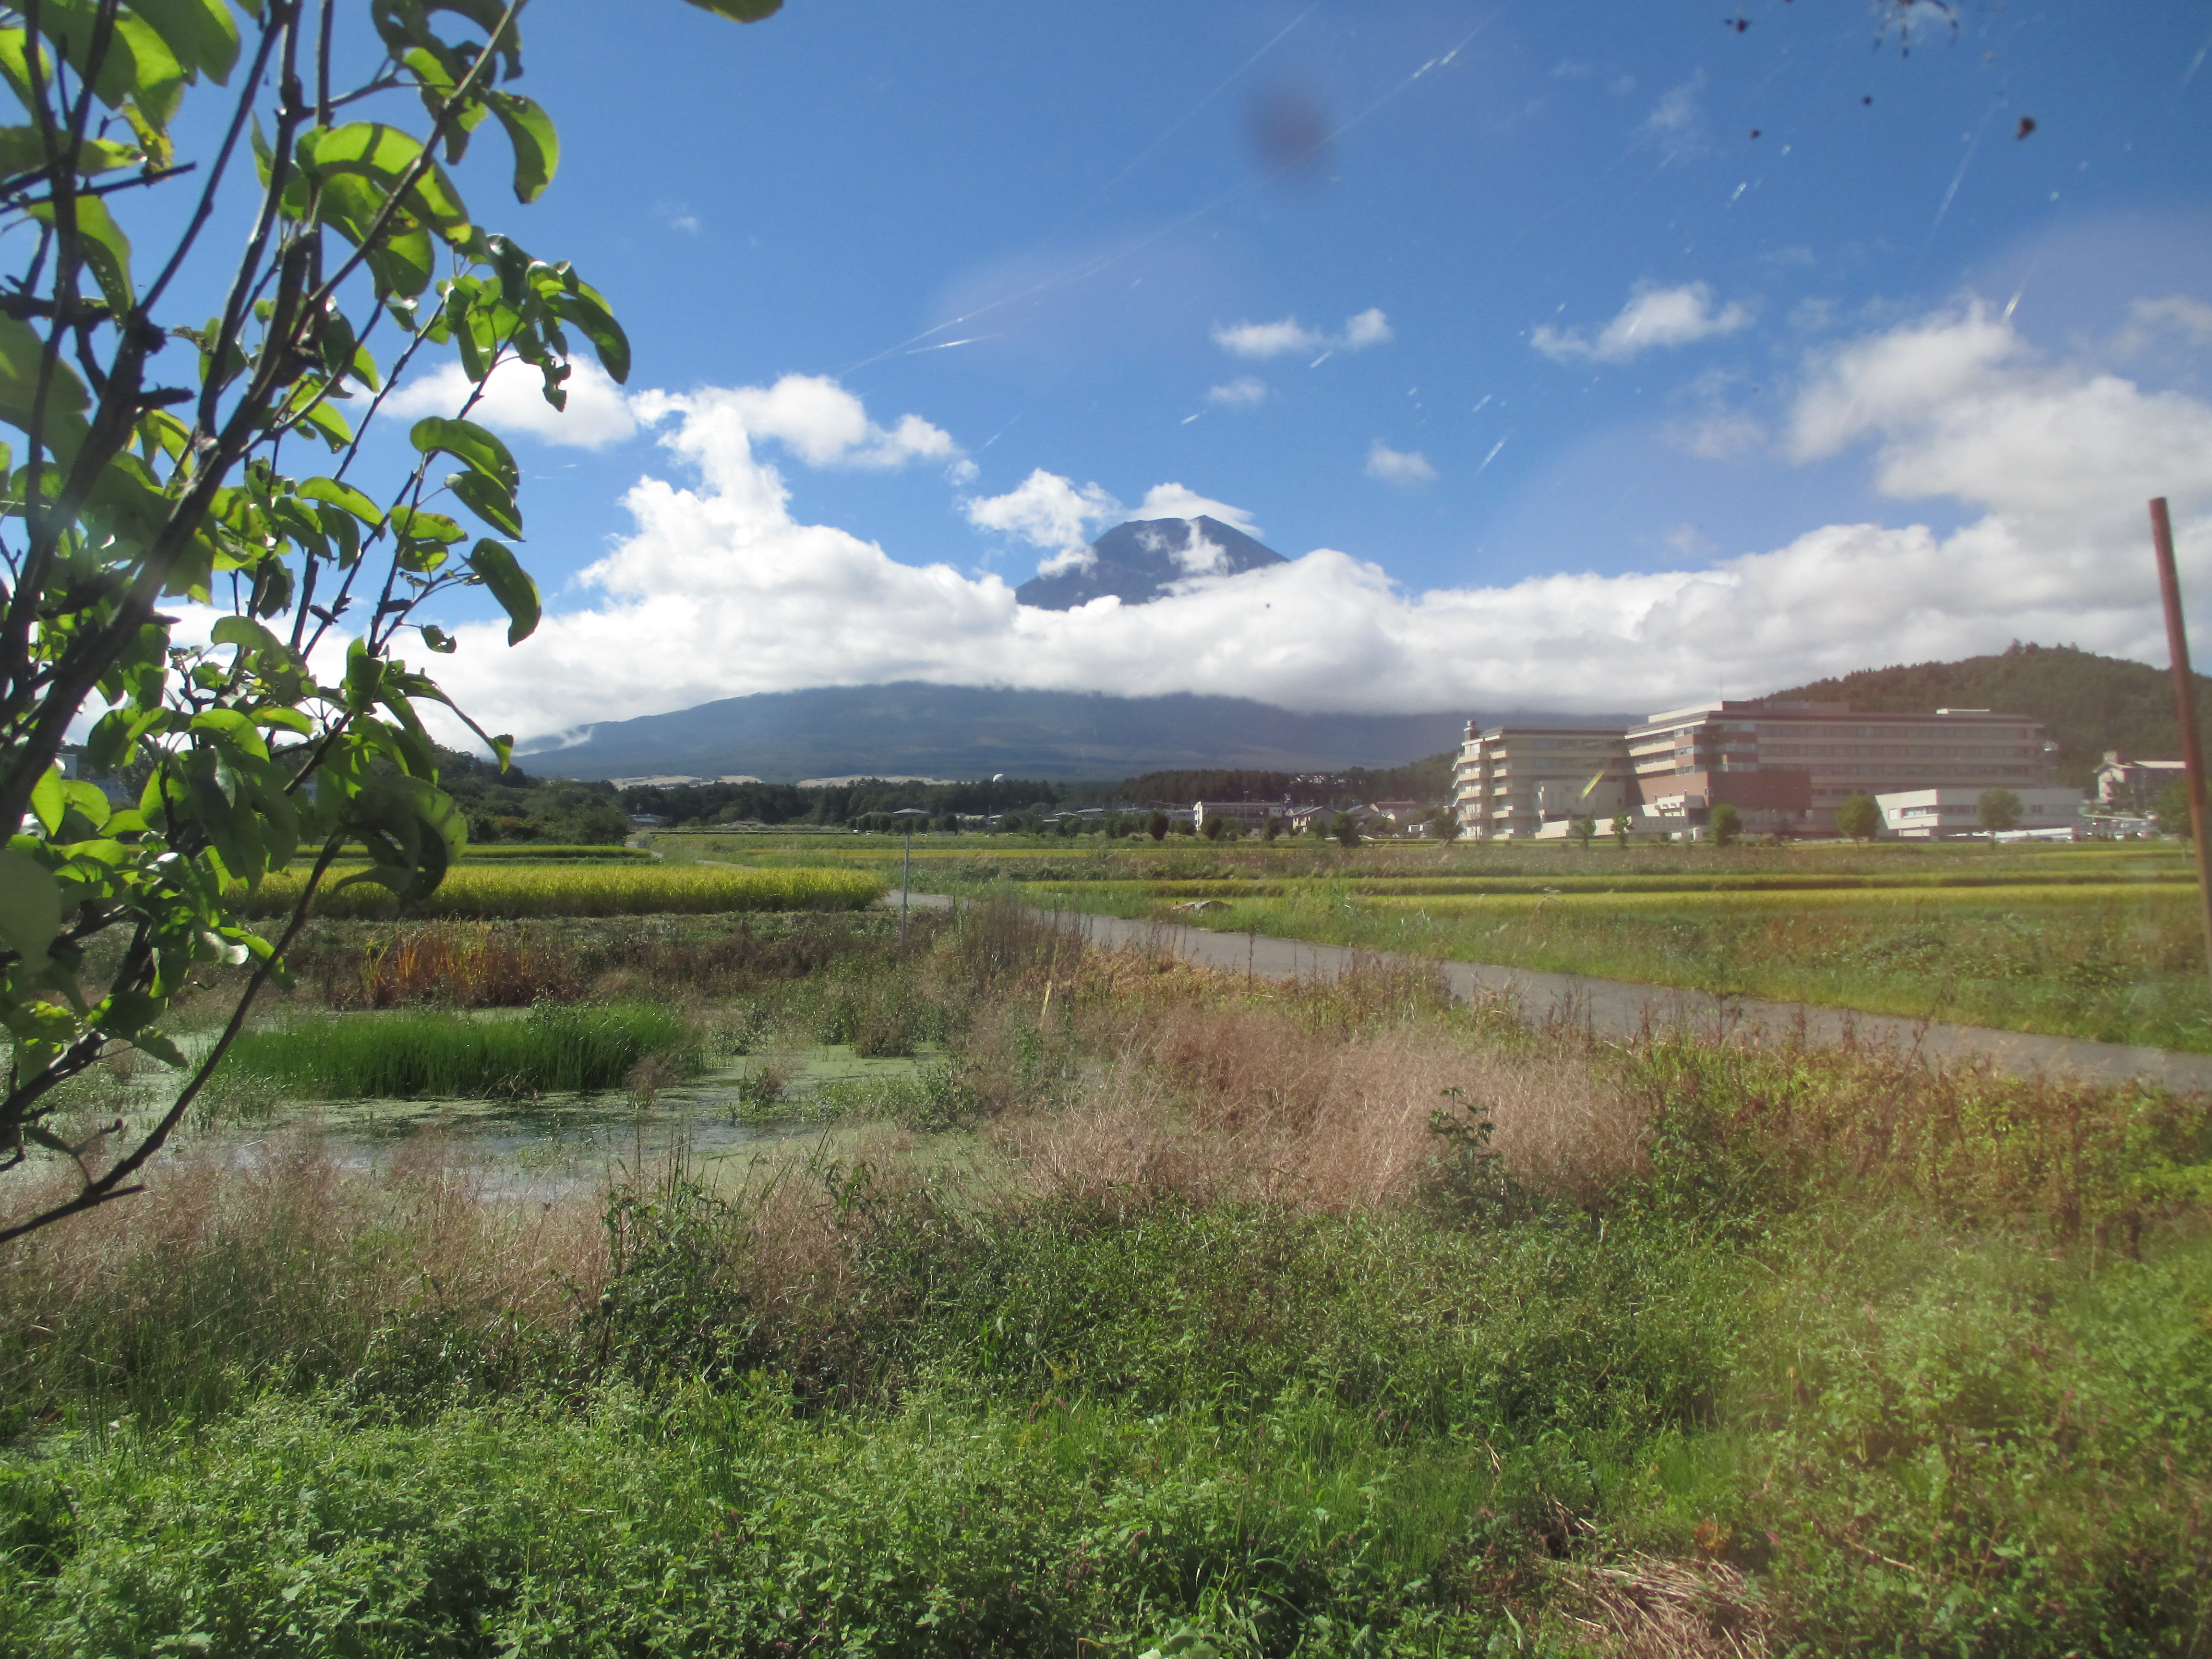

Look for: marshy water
[115,1037,948,1200]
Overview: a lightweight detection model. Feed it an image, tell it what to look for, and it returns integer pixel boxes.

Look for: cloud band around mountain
[421,299,2212,750]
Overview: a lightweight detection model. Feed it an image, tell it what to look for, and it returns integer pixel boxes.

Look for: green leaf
[27,194,134,315]
[683,0,784,20]
[25,5,185,125]
[0,846,60,967]
[420,623,457,654]
[410,414,516,489]
[299,476,384,527]
[535,272,629,383]
[465,537,539,645]
[60,780,111,830]
[126,0,242,85]
[0,314,91,449]
[485,89,557,203]
[446,469,521,536]
[0,126,142,177]
[388,504,465,544]
[298,122,472,242]
[28,764,62,835]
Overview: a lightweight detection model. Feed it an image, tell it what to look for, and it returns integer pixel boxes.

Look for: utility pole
[2150,496,2212,999]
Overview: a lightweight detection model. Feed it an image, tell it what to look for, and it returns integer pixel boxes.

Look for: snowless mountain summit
[1014,516,1287,611]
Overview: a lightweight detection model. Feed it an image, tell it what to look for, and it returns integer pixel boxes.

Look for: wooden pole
[2150,495,2212,996]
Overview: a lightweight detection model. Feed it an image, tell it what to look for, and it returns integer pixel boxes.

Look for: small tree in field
[1836,794,1884,841]
[1429,806,1461,844]
[1147,810,1169,841]
[1610,812,1632,847]
[2155,780,2192,839]
[1261,814,1281,842]
[1201,815,1226,841]
[1332,812,1360,848]
[1570,815,1595,848]
[1976,788,2022,842]
[1710,802,1742,847]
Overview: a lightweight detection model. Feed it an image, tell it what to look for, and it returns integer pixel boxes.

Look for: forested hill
[1759,643,2210,785]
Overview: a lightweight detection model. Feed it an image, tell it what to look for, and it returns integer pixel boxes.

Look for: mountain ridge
[519,683,1630,783]
[1014,515,1286,611]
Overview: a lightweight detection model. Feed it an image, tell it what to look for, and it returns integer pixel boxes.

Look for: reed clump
[222,1002,697,1098]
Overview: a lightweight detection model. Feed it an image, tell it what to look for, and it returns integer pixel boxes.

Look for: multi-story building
[2093,751,2186,811]
[1450,702,2055,838]
[1627,701,2052,833]
[1450,721,1641,839]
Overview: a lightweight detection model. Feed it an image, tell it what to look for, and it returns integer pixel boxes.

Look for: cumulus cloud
[1208,375,1270,408]
[634,374,958,470]
[963,469,1121,571]
[1534,282,1751,364]
[1365,442,1438,486]
[1213,307,1394,361]
[425,310,2212,750]
[384,356,641,448]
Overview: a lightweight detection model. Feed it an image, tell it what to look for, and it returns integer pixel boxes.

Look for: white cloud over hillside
[428,302,2212,748]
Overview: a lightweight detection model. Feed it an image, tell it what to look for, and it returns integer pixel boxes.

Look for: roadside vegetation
[1,891,2207,1654]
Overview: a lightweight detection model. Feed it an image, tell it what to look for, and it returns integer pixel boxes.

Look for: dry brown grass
[976,948,1647,1212]
[0,1129,606,1410]
[1548,1554,1773,1659]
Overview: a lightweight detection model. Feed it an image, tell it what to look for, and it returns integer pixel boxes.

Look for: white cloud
[1212,307,1395,361]
[1365,442,1438,486]
[1664,410,1766,460]
[1208,375,1269,408]
[1534,282,1752,364]
[424,312,2212,750]
[1342,307,1395,349]
[963,469,1121,570]
[2114,294,2212,356]
[1130,484,1263,536]
[1641,71,1708,161]
[635,374,958,470]
[385,356,640,448]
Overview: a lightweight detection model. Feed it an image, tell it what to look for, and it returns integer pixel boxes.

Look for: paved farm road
[890,890,2212,1092]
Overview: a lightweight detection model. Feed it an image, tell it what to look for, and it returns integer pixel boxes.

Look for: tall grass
[221,1002,696,1098]
[232,861,884,920]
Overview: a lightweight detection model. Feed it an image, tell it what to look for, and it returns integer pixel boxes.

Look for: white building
[2093,752,2187,810]
[1875,786,2087,840]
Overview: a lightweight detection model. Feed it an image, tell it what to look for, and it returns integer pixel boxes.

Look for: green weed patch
[222,1003,697,1098]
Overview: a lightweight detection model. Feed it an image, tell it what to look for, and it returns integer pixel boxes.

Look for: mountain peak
[1015,516,1286,611]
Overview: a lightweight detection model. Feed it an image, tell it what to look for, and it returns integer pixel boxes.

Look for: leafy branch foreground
[0,0,774,1240]
[0,909,2207,1655]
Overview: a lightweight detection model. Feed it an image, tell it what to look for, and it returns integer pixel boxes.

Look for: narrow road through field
[890,890,2212,1091]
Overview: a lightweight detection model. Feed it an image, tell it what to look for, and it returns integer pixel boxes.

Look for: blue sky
[272,0,2212,743]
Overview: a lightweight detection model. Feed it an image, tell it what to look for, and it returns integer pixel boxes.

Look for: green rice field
[654,831,2212,1051]
[235,861,885,921]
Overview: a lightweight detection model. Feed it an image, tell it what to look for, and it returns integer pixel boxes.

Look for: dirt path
[891,890,2212,1090]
